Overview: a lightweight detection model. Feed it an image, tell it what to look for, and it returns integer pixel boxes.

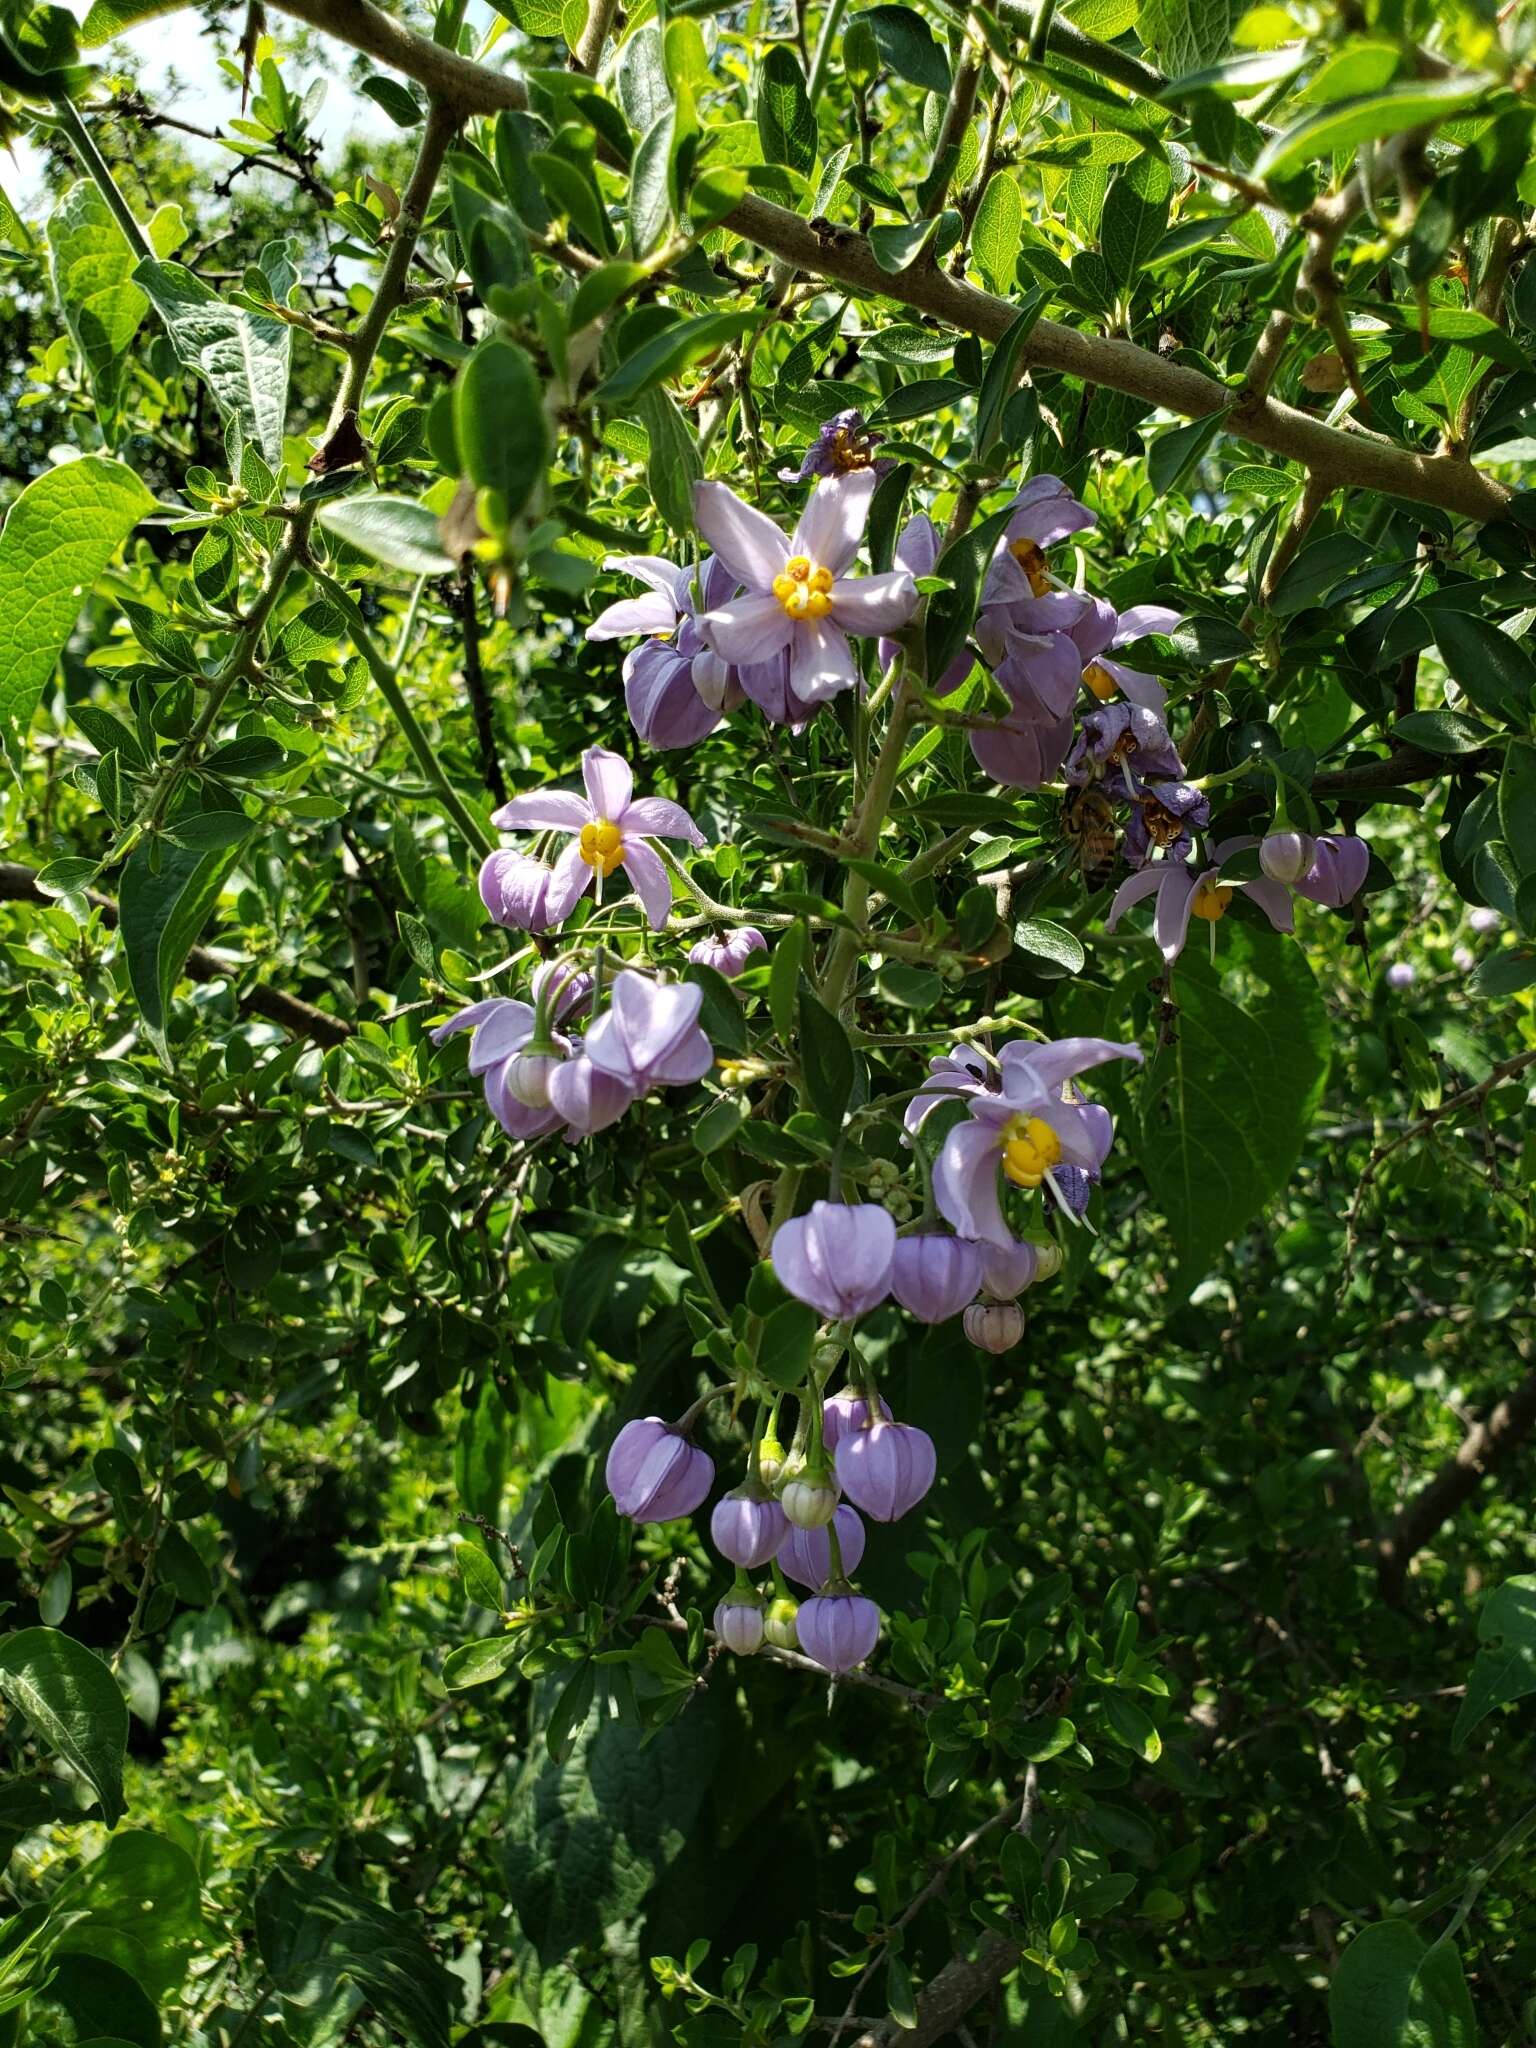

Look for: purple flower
[779,407,893,484]
[694,472,917,705]
[1081,604,1184,714]
[878,516,972,690]
[545,1053,638,1136]
[1386,960,1417,989]
[979,613,1084,723]
[587,554,746,750]
[822,1392,892,1449]
[688,927,768,979]
[890,1233,984,1323]
[583,969,714,1093]
[710,1486,789,1569]
[778,1503,867,1589]
[1123,781,1211,868]
[1296,832,1372,907]
[835,1419,936,1523]
[904,1045,991,1140]
[714,1593,765,1655]
[1259,829,1316,886]
[978,1236,1039,1299]
[771,1201,896,1320]
[964,1300,1023,1352]
[479,850,562,933]
[796,1591,882,1673]
[981,474,1096,605]
[1106,838,1294,964]
[605,1417,713,1522]
[491,745,704,931]
[431,964,592,1141]
[934,1037,1142,1245]
[1470,905,1501,933]
[1065,703,1185,795]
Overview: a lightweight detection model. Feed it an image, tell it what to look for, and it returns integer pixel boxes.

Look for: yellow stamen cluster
[831,428,872,472]
[1001,1114,1063,1190]
[1191,880,1232,922]
[578,818,625,877]
[1008,538,1051,596]
[1083,660,1118,702]
[771,555,835,619]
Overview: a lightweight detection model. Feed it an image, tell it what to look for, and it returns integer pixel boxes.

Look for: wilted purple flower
[430,965,592,1140]
[694,472,917,704]
[714,1593,765,1655]
[711,1486,789,1569]
[688,927,768,979]
[904,1045,991,1139]
[797,1591,882,1673]
[772,1201,896,1320]
[835,1419,936,1522]
[964,1300,1023,1352]
[1123,781,1211,868]
[778,1503,867,1589]
[587,554,745,749]
[1106,838,1294,964]
[978,1236,1039,1299]
[779,407,893,484]
[822,1392,892,1449]
[491,745,704,931]
[479,850,562,933]
[1065,703,1185,795]
[934,1037,1142,1245]
[606,1417,713,1522]
[1386,961,1417,989]
[890,1233,984,1323]
[1259,829,1316,886]
[584,969,714,1093]
[1295,833,1371,908]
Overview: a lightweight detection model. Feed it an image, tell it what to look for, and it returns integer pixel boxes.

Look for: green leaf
[255,1868,454,2048]
[630,112,673,258]
[47,182,151,416]
[1393,709,1495,756]
[1100,152,1173,281]
[1498,741,1536,882]
[1431,611,1536,723]
[1453,1574,1536,1749]
[50,1831,203,1998]
[636,387,701,539]
[119,837,245,1061]
[0,455,154,765]
[1014,916,1086,974]
[569,258,648,333]
[79,0,185,38]
[869,215,941,273]
[593,309,760,405]
[1329,1918,1479,2048]
[317,493,457,575]
[360,73,423,126]
[858,5,950,94]
[757,46,816,175]
[456,338,550,520]
[1132,924,1330,1283]
[135,250,296,464]
[798,988,855,1124]
[1254,75,1497,185]
[769,920,807,1042]
[758,1298,817,1389]
[975,295,1045,458]
[1148,412,1223,498]
[971,170,1022,294]
[442,1634,521,1688]
[925,503,1016,682]
[0,1627,128,1825]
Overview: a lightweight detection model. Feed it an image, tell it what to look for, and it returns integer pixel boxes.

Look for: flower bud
[835,1419,936,1523]
[890,1233,985,1324]
[1470,906,1501,933]
[979,1237,1038,1301]
[756,1434,788,1486]
[1296,833,1371,908]
[1031,1241,1063,1282]
[771,1201,895,1320]
[762,1594,800,1650]
[778,1504,867,1590]
[964,1300,1024,1353]
[781,1470,840,1529]
[713,1593,765,1656]
[1453,945,1475,973]
[604,1417,714,1523]
[1386,961,1416,989]
[1258,829,1315,886]
[688,927,767,979]
[796,1591,881,1674]
[710,1485,789,1569]
[506,1046,564,1109]
[822,1391,892,1451]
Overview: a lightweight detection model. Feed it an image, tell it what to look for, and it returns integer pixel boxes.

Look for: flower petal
[693,480,789,590]
[621,794,705,844]
[1104,865,1166,932]
[1153,868,1200,963]
[547,1054,636,1135]
[1243,875,1295,933]
[624,640,721,749]
[698,593,796,665]
[1114,603,1183,644]
[544,836,592,924]
[586,592,679,641]
[619,838,675,930]
[429,997,507,1048]
[792,469,877,577]
[790,618,859,703]
[828,569,918,639]
[933,1119,1012,1246]
[1000,1035,1143,1100]
[604,554,690,603]
[1096,657,1168,715]
[582,745,633,820]
[489,789,592,833]
[588,969,704,1081]
[893,513,940,579]
[464,999,535,1075]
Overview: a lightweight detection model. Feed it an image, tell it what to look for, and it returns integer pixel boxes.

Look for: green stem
[311,570,494,861]
[818,683,922,1015]
[50,96,157,266]
[805,0,850,108]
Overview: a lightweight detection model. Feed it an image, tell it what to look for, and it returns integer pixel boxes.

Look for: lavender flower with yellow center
[1105,838,1295,962]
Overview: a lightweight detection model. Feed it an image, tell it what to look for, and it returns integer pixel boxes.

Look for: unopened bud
[1031,1241,1063,1282]
[781,1472,840,1529]
[762,1594,800,1650]
[964,1300,1024,1353]
[757,1434,788,1486]
[506,1046,564,1109]
[1259,830,1315,887]
[714,1593,766,1656]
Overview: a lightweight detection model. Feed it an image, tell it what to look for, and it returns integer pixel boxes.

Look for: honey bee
[1060,783,1120,890]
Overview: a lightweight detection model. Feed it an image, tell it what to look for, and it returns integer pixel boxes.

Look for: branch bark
[0,863,353,1046]
[1378,1365,1536,1601]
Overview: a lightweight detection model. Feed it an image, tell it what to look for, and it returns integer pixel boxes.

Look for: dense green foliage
[2,0,1536,2044]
